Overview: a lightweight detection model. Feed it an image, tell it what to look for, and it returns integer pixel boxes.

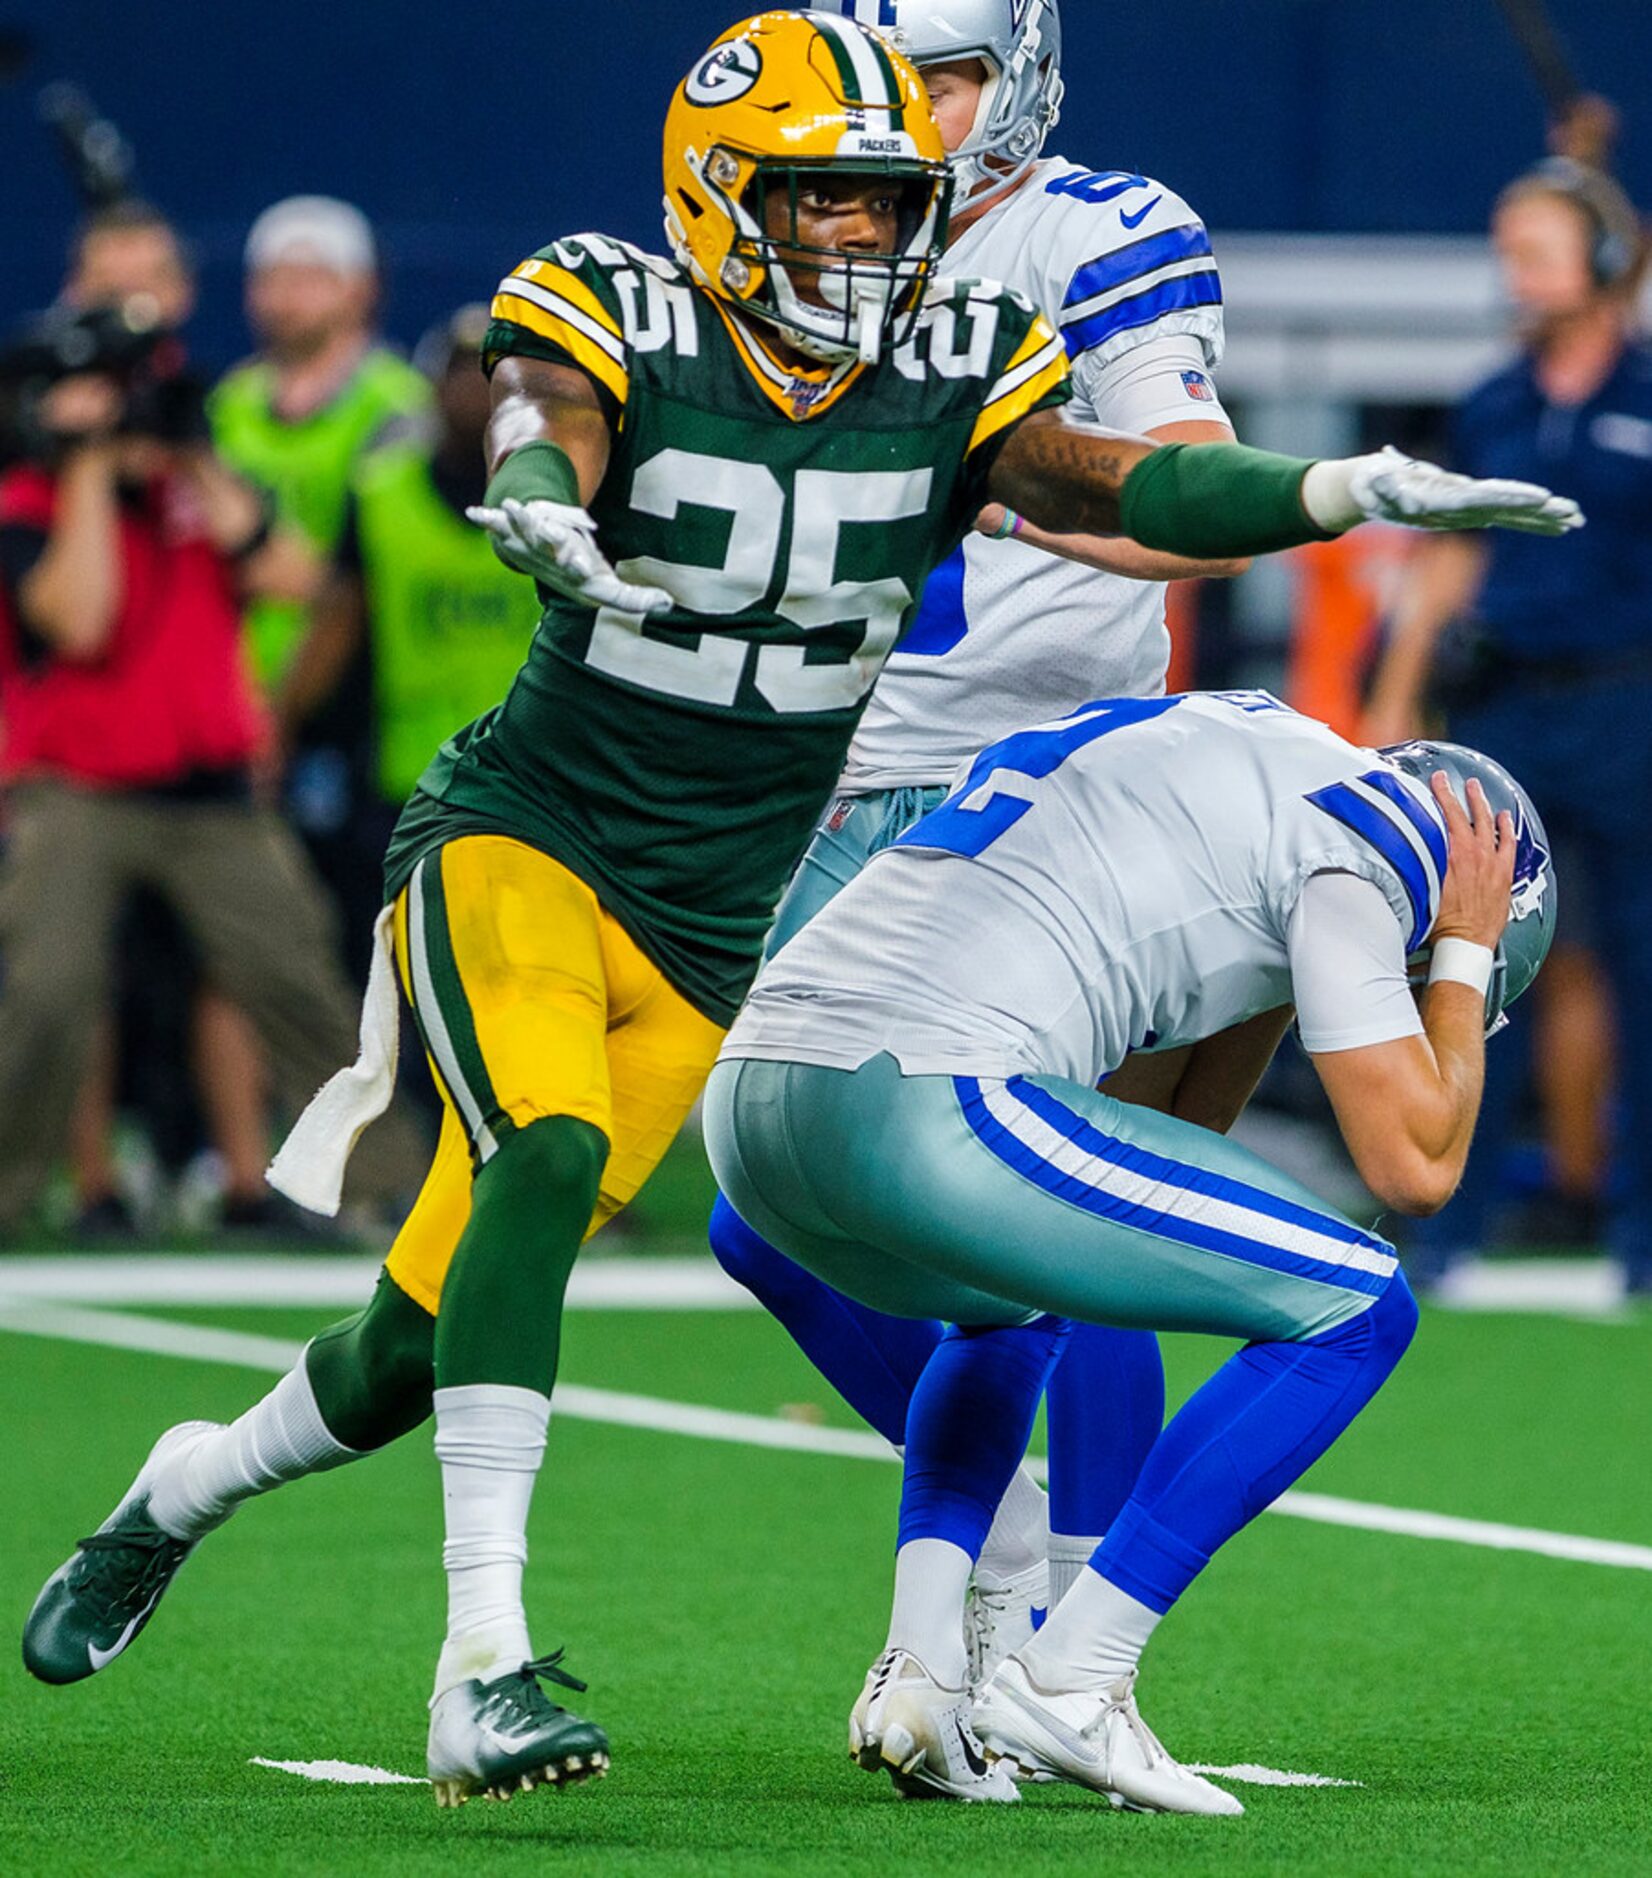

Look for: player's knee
[1302,1273,1418,1378]
[1371,1272,1420,1367]
[489,1113,609,1215]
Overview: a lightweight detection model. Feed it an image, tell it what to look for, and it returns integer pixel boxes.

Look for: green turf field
[4,1258,1651,1876]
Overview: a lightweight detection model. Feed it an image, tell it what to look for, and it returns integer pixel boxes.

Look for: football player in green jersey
[25,9,1580,1808]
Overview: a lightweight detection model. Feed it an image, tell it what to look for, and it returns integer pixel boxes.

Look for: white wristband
[1299,457,1363,533]
[1428,938,1495,998]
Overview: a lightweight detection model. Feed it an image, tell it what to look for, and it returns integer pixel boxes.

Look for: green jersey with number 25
[384,232,1070,1025]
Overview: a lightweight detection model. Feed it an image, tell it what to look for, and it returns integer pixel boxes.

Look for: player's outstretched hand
[1431,772,1517,952]
[467,497,674,615]
[1305,446,1584,537]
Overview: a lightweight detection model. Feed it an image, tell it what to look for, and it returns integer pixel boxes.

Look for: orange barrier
[1284,529,1416,738]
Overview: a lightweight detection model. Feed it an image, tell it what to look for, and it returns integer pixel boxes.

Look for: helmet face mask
[704,150,952,363]
[664,13,954,367]
[1380,739,1557,1036]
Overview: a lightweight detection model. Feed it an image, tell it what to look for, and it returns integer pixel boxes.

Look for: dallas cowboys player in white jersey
[707,698,1555,1814]
[706,0,1254,1786]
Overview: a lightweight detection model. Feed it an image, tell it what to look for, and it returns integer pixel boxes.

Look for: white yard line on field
[5,1298,1652,1575]
[251,1757,423,1786]
[0,1251,1635,1318]
[0,1254,758,1310]
[246,1753,1363,1792]
[1185,1763,1362,1788]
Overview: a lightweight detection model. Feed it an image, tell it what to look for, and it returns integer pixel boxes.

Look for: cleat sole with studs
[431,1747,612,1809]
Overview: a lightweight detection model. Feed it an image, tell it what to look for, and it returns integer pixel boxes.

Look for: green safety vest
[351,445,542,803]
[209,347,433,687]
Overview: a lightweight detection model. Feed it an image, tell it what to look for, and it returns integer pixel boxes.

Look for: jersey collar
[710,300,869,422]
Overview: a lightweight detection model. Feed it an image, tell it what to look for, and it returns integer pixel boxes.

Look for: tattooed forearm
[986,410,1157,536]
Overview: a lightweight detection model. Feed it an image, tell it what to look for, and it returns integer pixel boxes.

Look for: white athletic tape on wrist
[1428,938,1495,998]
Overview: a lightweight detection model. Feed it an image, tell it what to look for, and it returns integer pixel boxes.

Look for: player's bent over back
[706,692,1556,1814]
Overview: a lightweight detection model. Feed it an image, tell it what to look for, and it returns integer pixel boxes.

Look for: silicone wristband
[1428,938,1495,998]
[990,509,1023,540]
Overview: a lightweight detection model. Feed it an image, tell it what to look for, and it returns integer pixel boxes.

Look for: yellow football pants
[383,835,726,1316]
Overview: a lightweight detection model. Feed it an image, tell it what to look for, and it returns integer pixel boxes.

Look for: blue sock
[708,1193,944,1446]
[1093,1276,1420,1612]
[898,1316,1072,1556]
[1045,1322,1166,1538]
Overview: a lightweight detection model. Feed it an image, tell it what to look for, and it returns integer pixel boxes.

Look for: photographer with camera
[0,202,427,1236]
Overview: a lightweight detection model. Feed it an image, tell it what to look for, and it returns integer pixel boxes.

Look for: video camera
[0,77,206,459]
[0,300,210,459]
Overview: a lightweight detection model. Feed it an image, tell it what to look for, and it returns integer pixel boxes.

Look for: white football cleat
[973,1658,1243,1816]
[849,1649,1020,1803]
[964,1556,1049,1696]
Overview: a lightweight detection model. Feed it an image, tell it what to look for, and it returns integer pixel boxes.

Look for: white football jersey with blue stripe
[725,694,1449,1087]
[840,159,1228,792]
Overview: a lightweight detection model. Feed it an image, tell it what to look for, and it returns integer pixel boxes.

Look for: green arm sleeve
[483,439,583,511]
[1118,442,1340,559]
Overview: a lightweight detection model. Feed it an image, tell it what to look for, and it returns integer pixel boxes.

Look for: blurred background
[0,0,1646,1303]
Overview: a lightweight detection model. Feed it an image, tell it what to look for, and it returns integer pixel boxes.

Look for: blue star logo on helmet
[1509,805,1551,923]
[686,40,763,107]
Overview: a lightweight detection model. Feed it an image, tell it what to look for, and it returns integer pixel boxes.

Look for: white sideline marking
[1186,1763,1362,1789]
[5,1300,1652,1575]
[245,1753,1362,1793]
[0,1254,758,1311]
[1428,1256,1629,1320]
[252,1756,422,1786]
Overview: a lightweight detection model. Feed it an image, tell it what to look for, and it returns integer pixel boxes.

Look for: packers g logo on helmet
[663,11,953,366]
[685,40,763,107]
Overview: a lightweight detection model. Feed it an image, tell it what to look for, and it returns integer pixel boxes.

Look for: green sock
[433,1114,609,1393]
[306,1271,437,1452]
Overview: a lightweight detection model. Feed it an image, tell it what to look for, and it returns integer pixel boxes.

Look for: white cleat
[848,1649,1020,1804]
[973,1658,1243,1816]
[964,1556,1049,1696]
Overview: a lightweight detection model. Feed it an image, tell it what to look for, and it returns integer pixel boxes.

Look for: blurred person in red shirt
[0,203,426,1237]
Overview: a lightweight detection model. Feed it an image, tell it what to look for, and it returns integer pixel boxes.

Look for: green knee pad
[434,1114,609,1394]
[306,1271,436,1452]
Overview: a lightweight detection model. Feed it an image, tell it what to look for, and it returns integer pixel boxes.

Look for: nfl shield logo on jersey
[1181,370,1215,402]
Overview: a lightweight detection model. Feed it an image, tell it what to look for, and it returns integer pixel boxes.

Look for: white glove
[1302,446,1584,537]
[466,497,674,615]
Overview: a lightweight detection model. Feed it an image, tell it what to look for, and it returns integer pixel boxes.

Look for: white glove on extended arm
[1301,445,1584,537]
[465,496,674,615]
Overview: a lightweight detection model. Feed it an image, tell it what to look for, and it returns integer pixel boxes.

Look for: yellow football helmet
[663,11,953,364]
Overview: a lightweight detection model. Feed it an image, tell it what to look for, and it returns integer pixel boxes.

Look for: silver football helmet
[1381,740,1556,1035]
[815,1,1065,209]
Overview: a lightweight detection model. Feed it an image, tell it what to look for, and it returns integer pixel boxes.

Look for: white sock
[1046,1531,1104,1612]
[885,1537,972,1689]
[1018,1566,1162,1692]
[432,1383,550,1698]
[976,1464,1049,1587]
[147,1362,356,1542]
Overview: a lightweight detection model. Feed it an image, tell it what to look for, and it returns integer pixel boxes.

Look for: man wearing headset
[1366,160,1652,1298]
